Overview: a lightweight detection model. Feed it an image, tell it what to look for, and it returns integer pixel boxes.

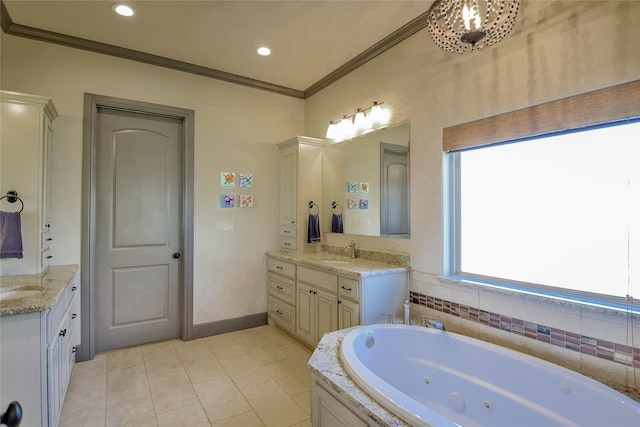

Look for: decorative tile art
[347,181,358,193]
[348,198,359,209]
[360,182,369,193]
[239,173,253,188]
[220,172,235,187]
[359,199,368,210]
[239,195,254,208]
[220,194,235,208]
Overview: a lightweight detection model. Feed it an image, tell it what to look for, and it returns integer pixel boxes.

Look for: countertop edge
[0,265,79,316]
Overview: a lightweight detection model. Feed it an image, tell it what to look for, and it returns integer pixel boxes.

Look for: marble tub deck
[308,328,408,427]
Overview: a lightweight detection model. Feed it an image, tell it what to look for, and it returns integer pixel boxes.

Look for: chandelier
[426,0,520,54]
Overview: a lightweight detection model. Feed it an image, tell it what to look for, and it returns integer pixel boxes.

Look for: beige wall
[2,0,639,389]
[307,1,640,388]
[1,35,305,325]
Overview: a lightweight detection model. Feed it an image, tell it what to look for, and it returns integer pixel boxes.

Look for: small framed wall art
[239,195,254,208]
[220,194,235,208]
[220,172,235,187]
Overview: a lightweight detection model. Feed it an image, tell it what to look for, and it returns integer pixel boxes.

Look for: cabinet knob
[46,255,53,259]
[72,286,77,291]
[276,310,283,315]
[46,238,53,241]
[59,329,67,337]
[72,313,77,319]
[173,252,181,259]
[276,285,284,290]
[338,300,342,304]
[72,346,77,353]
[276,266,283,270]
[341,286,352,291]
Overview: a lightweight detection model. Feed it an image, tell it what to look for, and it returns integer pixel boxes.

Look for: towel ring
[308,201,319,214]
[0,191,24,213]
[332,201,343,214]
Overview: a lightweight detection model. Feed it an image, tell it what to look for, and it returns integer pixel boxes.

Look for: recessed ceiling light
[257,47,271,56]
[112,4,136,17]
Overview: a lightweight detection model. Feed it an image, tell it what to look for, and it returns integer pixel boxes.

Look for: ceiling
[2,1,431,98]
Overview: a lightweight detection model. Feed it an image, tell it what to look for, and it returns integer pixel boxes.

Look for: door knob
[173,252,181,259]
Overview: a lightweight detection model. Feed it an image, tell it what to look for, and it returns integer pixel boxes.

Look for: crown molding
[0,1,427,99]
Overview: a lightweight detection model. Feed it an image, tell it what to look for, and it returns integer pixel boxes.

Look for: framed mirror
[322,123,410,238]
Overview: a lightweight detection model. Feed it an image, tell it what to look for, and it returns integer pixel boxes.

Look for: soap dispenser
[403,300,411,325]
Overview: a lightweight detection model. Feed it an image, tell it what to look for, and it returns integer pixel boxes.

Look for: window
[443,80,640,312]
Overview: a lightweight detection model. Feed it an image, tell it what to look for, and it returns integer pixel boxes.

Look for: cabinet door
[280,145,297,226]
[41,116,54,231]
[296,283,315,345]
[338,299,360,330]
[316,289,338,344]
[312,381,368,427]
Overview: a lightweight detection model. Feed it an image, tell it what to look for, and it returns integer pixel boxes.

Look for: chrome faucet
[344,240,356,259]
[421,315,446,331]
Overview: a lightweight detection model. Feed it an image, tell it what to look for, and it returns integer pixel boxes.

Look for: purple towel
[331,213,343,233]
[307,213,321,243]
[0,211,23,259]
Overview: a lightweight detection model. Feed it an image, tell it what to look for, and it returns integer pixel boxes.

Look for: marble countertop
[0,265,78,316]
[266,251,409,278]
[308,328,409,426]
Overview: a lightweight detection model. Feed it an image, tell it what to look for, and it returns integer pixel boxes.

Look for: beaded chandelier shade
[427,0,520,54]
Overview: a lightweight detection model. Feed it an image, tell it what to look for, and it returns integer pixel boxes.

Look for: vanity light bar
[326,101,390,142]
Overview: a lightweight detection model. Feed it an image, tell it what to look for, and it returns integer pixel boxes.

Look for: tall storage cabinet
[278,136,324,253]
[0,91,58,276]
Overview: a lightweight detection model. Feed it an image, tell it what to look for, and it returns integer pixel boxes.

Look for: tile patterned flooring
[59,324,314,427]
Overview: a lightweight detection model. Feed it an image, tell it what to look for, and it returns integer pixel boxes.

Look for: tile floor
[59,324,314,427]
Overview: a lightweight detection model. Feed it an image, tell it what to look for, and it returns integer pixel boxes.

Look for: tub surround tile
[410,290,640,372]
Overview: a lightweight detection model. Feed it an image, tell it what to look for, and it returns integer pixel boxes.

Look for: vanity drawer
[268,258,296,279]
[280,236,297,252]
[297,266,337,293]
[338,277,360,302]
[269,296,295,334]
[280,224,297,238]
[268,273,296,306]
[46,287,68,343]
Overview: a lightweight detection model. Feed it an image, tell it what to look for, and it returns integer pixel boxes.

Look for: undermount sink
[0,286,45,301]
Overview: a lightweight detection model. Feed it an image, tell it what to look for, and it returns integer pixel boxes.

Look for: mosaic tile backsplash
[410,291,640,368]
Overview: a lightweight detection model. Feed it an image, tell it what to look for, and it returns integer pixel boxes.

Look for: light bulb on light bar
[112,4,136,17]
[325,101,388,142]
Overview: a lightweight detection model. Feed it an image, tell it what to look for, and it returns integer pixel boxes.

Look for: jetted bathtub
[340,324,640,427]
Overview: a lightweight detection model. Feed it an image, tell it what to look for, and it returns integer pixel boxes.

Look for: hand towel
[307,213,321,243]
[0,211,24,259]
[331,213,343,233]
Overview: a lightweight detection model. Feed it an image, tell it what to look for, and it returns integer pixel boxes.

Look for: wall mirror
[322,123,410,238]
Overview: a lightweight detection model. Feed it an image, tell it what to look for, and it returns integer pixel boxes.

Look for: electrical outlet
[216,220,235,231]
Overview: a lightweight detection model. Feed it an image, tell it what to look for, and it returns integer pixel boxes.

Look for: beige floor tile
[180,350,225,383]
[293,391,311,416]
[144,349,185,378]
[210,410,265,427]
[148,370,199,414]
[106,365,153,407]
[106,346,145,371]
[264,358,311,396]
[242,380,309,427]
[194,373,253,423]
[156,402,210,426]
[173,337,211,356]
[278,342,313,369]
[59,396,106,427]
[240,336,288,366]
[204,334,248,360]
[106,401,157,426]
[220,354,273,391]
[61,326,317,427]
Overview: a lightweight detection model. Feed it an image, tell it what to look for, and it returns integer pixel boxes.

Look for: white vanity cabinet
[311,377,371,427]
[296,266,339,347]
[278,136,324,253]
[267,258,297,334]
[0,268,79,427]
[268,253,408,348]
[0,91,58,276]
